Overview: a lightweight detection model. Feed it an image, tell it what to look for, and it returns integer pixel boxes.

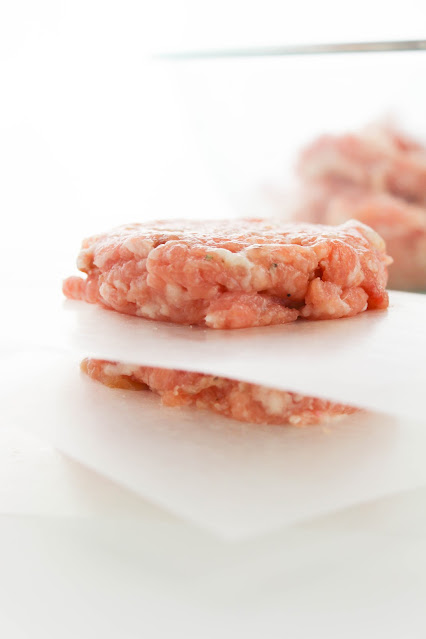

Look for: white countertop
[1,410,426,638]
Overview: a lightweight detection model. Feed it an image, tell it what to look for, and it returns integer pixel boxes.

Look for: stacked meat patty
[63,218,390,328]
[64,218,391,425]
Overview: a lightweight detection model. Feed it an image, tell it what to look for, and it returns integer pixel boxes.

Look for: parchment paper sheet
[55,290,426,420]
[3,351,426,539]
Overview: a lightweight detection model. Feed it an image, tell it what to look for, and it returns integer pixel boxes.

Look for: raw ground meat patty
[63,218,390,328]
[296,124,426,290]
[82,358,358,426]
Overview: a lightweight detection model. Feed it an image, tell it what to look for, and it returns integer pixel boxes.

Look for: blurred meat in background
[294,122,426,290]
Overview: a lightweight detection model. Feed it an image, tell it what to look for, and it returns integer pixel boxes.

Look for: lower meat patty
[82,358,358,426]
[63,218,390,329]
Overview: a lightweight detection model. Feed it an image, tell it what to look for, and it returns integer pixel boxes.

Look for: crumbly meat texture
[296,183,426,290]
[82,358,358,426]
[298,124,426,205]
[63,218,390,329]
[296,124,426,290]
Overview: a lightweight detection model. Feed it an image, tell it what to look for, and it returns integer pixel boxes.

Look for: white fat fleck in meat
[99,282,113,300]
[136,303,159,319]
[93,248,114,269]
[252,387,291,416]
[159,303,170,316]
[321,299,350,315]
[77,249,92,272]
[301,294,350,318]
[114,279,128,292]
[204,311,222,329]
[103,362,139,377]
[212,248,254,289]
[346,259,363,286]
[122,237,153,258]
[165,283,187,305]
[367,259,378,272]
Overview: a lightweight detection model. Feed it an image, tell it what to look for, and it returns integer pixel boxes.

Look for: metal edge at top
[156,40,426,60]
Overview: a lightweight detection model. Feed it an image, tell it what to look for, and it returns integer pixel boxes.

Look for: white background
[2,2,426,637]
[2,0,426,279]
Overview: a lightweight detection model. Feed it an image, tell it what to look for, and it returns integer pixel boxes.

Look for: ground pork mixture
[63,218,390,328]
[82,358,358,426]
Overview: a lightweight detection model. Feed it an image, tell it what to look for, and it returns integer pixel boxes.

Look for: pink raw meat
[63,218,390,329]
[81,358,358,426]
[296,124,426,290]
[297,184,426,290]
[298,124,426,205]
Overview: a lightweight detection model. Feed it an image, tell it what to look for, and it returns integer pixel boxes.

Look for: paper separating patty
[3,351,426,539]
[60,291,426,421]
